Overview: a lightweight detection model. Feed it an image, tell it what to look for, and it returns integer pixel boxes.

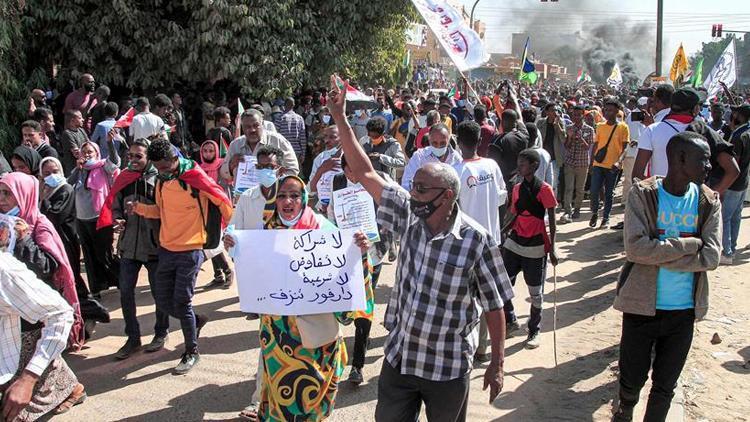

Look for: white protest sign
[234,155,258,193]
[235,228,366,316]
[332,184,380,243]
[316,170,342,203]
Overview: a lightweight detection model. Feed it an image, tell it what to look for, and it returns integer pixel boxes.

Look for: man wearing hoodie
[97,139,170,359]
[611,132,721,422]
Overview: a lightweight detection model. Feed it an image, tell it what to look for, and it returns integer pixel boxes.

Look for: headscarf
[80,141,120,213]
[264,175,327,230]
[38,156,68,199]
[199,140,223,183]
[12,146,42,176]
[1,172,84,350]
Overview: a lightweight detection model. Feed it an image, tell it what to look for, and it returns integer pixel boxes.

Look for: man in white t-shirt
[129,97,168,142]
[453,120,507,363]
[634,89,696,180]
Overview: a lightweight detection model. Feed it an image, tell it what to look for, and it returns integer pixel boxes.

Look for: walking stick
[552,264,559,372]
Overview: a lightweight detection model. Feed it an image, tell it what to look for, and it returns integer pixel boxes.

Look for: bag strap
[662,120,682,134]
[601,124,618,151]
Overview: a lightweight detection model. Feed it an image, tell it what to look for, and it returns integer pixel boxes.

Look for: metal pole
[468,0,482,83]
[656,0,664,76]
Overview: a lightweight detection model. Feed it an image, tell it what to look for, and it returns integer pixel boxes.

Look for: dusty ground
[55,200,750,422]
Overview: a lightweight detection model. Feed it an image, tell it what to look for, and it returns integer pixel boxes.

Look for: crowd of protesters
[0,68,748,422]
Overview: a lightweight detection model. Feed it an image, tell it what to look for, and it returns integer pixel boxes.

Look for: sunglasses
[411,183,446,195]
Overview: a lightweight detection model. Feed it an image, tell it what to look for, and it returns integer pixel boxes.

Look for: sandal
[239,402,259,421]
[53,383,87,415]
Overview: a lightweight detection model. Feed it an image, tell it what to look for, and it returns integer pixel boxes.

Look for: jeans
[618,310,695,422]
[154,248,204,353]
[590,166,618,220]
[501,248,547,336]
[375,360,470,422]
[119,258,169,341]
[721,189,745,256]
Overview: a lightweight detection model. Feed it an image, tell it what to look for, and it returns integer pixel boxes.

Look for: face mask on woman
[44,173,66,188]
[279,210,303,227]
[5,206,20,217]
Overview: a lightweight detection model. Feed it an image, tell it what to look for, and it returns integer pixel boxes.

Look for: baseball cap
[671,87,707,111]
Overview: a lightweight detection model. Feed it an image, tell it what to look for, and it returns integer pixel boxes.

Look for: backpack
[158,179,222,249]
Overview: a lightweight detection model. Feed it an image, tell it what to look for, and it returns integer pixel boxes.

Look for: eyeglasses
[411,183,446,195]
[127,153,145,160]
[255,164,278,170]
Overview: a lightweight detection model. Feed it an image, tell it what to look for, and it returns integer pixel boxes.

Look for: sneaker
[525,332,541,349]
[174,352,200,375]
[612,221,624,230]
[720,254,734,265]
[474,352,492,363]
[611,404,634,422]
[558,214,571,224]
[208,275,225,288]
[144,335,168,353]
[348,367,364,385]
[589,214,598,228]
[600,219,610,229]
[195,313,209,338]
[572,209,581,220]
[505,320,521,339]
[223,270,234,289]
[114,339,142,360]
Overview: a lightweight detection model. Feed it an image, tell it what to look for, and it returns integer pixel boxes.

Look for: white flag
[410,0,489,71]
[703,38,737,100]
[607,63,623,87]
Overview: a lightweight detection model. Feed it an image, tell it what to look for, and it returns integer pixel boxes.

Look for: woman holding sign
[255,174,373,422]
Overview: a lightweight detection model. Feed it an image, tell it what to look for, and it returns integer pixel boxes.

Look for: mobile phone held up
[630,110,644,122]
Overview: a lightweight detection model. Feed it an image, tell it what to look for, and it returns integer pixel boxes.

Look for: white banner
[410,0,489,71]
[704,38,737,100]
[234,228,366,316]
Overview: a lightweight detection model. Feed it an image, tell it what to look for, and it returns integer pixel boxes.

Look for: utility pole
[656,0,663,76]
[468,0,482,83]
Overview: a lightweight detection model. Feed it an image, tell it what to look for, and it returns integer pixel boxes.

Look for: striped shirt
[273,110,307,159]
[0,253,73,384]
[377,184,514,381]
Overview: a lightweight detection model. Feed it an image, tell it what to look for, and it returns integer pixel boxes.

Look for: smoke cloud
[514,6,657,86]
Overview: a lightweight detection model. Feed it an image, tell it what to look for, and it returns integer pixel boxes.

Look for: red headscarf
[1,172,84,350]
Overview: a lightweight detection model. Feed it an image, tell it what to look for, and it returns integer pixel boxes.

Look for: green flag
[689,56,704,87]
[520,70,538,85]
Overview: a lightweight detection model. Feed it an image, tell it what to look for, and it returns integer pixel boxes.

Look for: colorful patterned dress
[258,196,373,421]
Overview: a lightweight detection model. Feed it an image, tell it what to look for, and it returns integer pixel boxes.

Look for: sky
[460,0,749,70]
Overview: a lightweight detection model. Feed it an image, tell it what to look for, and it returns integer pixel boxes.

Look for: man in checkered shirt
[329,77,514,422]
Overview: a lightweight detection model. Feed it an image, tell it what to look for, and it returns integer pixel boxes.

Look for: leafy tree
[0,0,28,151]
[22,0,415,97]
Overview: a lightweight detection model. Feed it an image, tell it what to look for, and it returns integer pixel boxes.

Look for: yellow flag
[670,43,689,83]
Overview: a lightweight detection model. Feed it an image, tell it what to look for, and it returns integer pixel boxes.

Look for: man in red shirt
[63,74,97,132]
[475,104,496,157]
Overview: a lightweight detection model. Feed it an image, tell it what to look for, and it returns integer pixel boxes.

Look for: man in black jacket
[720,104,750,265]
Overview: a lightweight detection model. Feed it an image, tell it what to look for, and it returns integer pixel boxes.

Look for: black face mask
[409,189,446,219]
